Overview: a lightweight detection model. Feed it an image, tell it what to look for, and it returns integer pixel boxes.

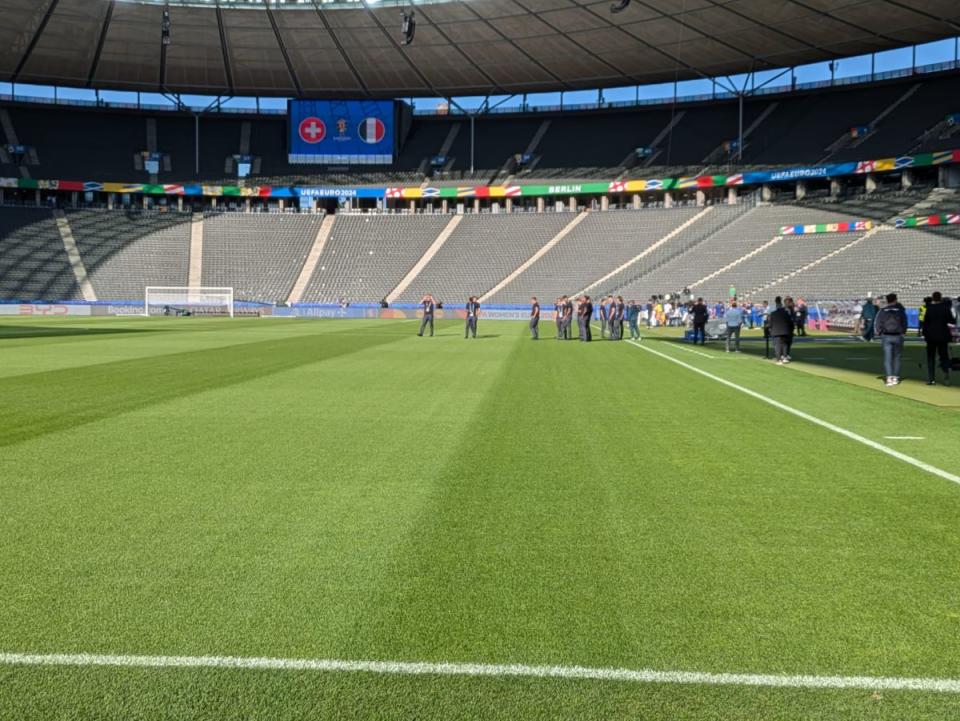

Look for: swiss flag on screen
[358,117,385,144]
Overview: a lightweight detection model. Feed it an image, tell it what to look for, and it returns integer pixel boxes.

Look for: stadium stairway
[54,211,96,302]
[746,226,884,299]
[288,213,335,305]
[189,213,204,289]
[479,211,588,302]
[579,206,716,296]
[689,233,783,292]
[386,214,463,303]
[0,108,30,179]
[819,84,920,163]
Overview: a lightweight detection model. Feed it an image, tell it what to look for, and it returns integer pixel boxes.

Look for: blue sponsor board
[297,187,383,199]
[744,162,858,183]
[289,100,394,165]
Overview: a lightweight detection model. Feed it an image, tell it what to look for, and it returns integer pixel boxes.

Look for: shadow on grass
[0,326,407,448]
[654,333,949,385]
[0,325,167,340]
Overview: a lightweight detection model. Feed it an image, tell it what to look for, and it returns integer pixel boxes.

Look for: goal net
[144,287,234,317]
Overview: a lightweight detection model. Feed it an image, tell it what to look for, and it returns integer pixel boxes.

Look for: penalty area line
[1,653,960,693]
[624,339,960,487]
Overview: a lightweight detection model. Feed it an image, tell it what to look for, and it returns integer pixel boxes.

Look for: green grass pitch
[1,316,959,720]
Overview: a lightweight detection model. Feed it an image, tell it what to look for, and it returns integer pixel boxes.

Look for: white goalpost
[144,286,235,317]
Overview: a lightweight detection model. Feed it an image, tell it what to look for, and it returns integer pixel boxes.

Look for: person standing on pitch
[875,292,908,387]
[464,295,480,339]
[615,295,626,340]
[795,298,808,336]
[577,296,587,341]
[921,291,954,385]
[768,297,793,364]
[562,295,574,340]
[860,297,878,341]
[529,296,540,340]
[627,300,641,340]
[580,295,593,341]
[598,297,609,339]
[554,297,563,339]
[607,296,619,339]
[783,296,797,359]
[724,300,744,352]
[691,297,708,345]
[417,294,435,337]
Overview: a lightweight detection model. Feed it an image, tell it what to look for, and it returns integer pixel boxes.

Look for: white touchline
[2,652,960,693]
[884,436,925,440]
[670,344,715,359]
[624,339,960,487]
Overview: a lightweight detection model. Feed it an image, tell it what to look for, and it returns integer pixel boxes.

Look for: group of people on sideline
[875,292,956,387]
[688,295,806,357]
[417,290,955,388]
[855,293,957,386]
[547,295,642,342]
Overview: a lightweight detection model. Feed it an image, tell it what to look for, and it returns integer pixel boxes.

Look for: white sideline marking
[2,652,960,693]
[884,436,925,441]
[625,340,960,487]
[671,344,715,359]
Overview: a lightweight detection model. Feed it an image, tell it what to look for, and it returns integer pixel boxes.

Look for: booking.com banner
[288,100,394,165]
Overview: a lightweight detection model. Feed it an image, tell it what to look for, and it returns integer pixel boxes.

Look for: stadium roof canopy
[1,0,958,99]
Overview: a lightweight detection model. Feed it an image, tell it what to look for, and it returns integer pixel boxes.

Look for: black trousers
[926,341,951,381]
[418,315,434,336]
[773,335,789,359]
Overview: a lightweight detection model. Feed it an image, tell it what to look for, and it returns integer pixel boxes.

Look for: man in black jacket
[767,297,794,364]
[921,291,955,385]
[691,298,708,345]
[875,293,908,387]
[796,299,809,336]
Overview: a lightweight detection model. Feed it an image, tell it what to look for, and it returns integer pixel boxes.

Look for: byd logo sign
[20,304,69,315]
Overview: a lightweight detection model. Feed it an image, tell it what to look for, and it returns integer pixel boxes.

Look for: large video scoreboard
[288,100,395,165]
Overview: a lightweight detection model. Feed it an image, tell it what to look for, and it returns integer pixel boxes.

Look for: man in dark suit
[417,294,435,337]
[921,291,956,385]
[691,298,708,345]
[464,296,480,339]
[767,297,794,365]
[582,296,593,342]
[529,297,540,340]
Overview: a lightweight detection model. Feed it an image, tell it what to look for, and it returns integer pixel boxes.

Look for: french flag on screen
[358,117,385,144]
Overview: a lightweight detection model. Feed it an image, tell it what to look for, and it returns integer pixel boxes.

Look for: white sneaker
[776,359,784,365]
[783,357,791,364]
[885,377,895,387]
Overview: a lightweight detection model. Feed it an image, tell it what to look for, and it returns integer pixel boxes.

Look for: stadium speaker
[401,10,416,46]
[610,0,630,13]
[161,7,171,46]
